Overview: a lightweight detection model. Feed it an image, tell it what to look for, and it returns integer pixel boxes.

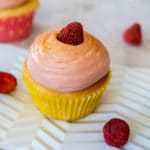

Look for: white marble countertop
[13,0,150,68]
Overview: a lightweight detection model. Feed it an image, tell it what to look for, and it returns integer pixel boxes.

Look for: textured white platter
[0,44,150,150]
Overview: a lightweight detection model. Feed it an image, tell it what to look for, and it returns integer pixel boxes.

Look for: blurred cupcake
[0,0,39,42]
[22,22,111,121]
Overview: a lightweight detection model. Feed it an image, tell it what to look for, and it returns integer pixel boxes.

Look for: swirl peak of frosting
[27,28,110,92]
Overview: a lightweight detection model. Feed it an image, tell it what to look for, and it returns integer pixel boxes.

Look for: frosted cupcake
[22,22,111,121]
[0,0,39,42]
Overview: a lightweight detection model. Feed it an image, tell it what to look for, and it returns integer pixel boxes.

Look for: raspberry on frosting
[57,21,84,45]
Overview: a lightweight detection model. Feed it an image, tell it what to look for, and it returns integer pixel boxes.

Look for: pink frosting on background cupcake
[0,0,27,9]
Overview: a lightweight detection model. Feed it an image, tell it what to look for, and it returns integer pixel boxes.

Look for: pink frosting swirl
[27,29,110,92]
[0,0,27,9]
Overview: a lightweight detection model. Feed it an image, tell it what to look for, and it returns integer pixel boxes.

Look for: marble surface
[13,0,150,68]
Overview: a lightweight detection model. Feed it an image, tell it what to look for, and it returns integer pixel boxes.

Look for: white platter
[0,44,150,150]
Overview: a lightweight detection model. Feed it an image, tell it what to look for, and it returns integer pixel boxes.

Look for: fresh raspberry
[103,118,130,147]
[123,23,142,45]
[0,72,17,93]
[57,22,83,45]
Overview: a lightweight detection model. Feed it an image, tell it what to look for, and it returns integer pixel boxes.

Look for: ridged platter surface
[0,45,150,150]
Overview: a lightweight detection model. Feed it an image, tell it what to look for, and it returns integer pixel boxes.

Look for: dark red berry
[0,72,17,93]
[57,22,84,45]
[103,118,130,147]
[123,23,142,45]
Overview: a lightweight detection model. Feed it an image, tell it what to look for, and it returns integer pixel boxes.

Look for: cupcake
[0,0,39,42]
[22,22,111,121]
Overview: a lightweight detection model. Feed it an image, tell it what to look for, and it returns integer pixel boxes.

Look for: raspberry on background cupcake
[0,0,39,42]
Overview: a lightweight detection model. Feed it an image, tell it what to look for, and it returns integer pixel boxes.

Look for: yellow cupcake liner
[22,60,112,121]
[0,0,39,18]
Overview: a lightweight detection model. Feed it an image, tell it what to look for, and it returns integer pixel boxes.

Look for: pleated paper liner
[0,12,35,42]
[0,0,39,42]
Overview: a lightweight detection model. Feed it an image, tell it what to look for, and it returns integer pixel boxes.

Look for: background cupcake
[0,0,39,42]
[22,22,111,121]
